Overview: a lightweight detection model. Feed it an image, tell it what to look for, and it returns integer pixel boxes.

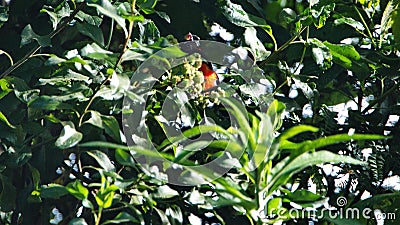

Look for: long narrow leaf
[267,151,366,194]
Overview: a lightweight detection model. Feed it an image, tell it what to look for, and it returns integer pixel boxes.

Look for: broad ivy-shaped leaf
[244,27,270,61]
[87,0,128,37]
[308,38,332,70]
[218,0,266,27]
[40,1,71,30]
[75,22,105,46]
[84,111,122,142]
[20,24,51,47]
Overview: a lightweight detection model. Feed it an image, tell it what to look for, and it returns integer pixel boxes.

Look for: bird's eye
[185,32,193,41]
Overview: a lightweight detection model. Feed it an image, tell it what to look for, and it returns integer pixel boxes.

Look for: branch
[0,3,84,79]
[259,26,308,67]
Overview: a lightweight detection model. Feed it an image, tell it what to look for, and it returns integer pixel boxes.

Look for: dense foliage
[0,0,399,224]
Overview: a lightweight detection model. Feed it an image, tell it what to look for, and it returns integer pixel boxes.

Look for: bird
[184,32,219,91]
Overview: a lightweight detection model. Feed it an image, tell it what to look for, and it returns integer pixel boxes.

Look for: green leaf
[308,38,332,70]
[279,125,319,142]
[268,151,366,193]
[20,24,51,47]
[153,185,179,199]
[80,141,171,161]
[55,122,83,149]
[95,183,118,208]
[75,22,105,46]
[244,27,270,61]
[38,69,90,85]
[102,212,140,224]
[219,0,266,27]
[155,11,170,23]
[40,184,69,199]
[87,0,128,37]
[0,6,9,28]
[115,149,135,166]
[0,111,15,129]
[267,197,282,215]
[86,150,115,172]
[0,174,16,211]
[0,78,13,100]
[28,96,72,110]
[266,100,285,130]
[40,1,70,30]
[393,5,400,44]
[81,42,116,61]
[85,111,122,142]
[66,180,89,200]
[281,189,322,203]
[304,133,388,150]
[137,0,158,14]
[68,218,88,225]
[311,2,335,28]
[323,41,369,74]
[334,17,365,30]
[380,0,399,40]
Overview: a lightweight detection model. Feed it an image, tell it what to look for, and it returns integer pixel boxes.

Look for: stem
[353,5,376,49]
[105,19,115,49]
[272,80,288,95]
[78,0,137,127]
[0,49,14,66]
[361,81,398,114]
[0,3,84,79]
[259,26,308,67]
[95,207,103,225]
[115,0,137,68]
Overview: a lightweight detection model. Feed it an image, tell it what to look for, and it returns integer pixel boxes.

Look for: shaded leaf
[102,212,140,224]
[40,184,69,199]
[0,174,16,211]
[76,22,105,46]
[20,24,51,47]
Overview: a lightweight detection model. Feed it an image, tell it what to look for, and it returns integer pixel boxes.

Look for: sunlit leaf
[66,180,89,200]
[86,150,115,172]
[87,0,128,37]
[0,111,15,129]
[55,122,83,149]
[308,38,332,70]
